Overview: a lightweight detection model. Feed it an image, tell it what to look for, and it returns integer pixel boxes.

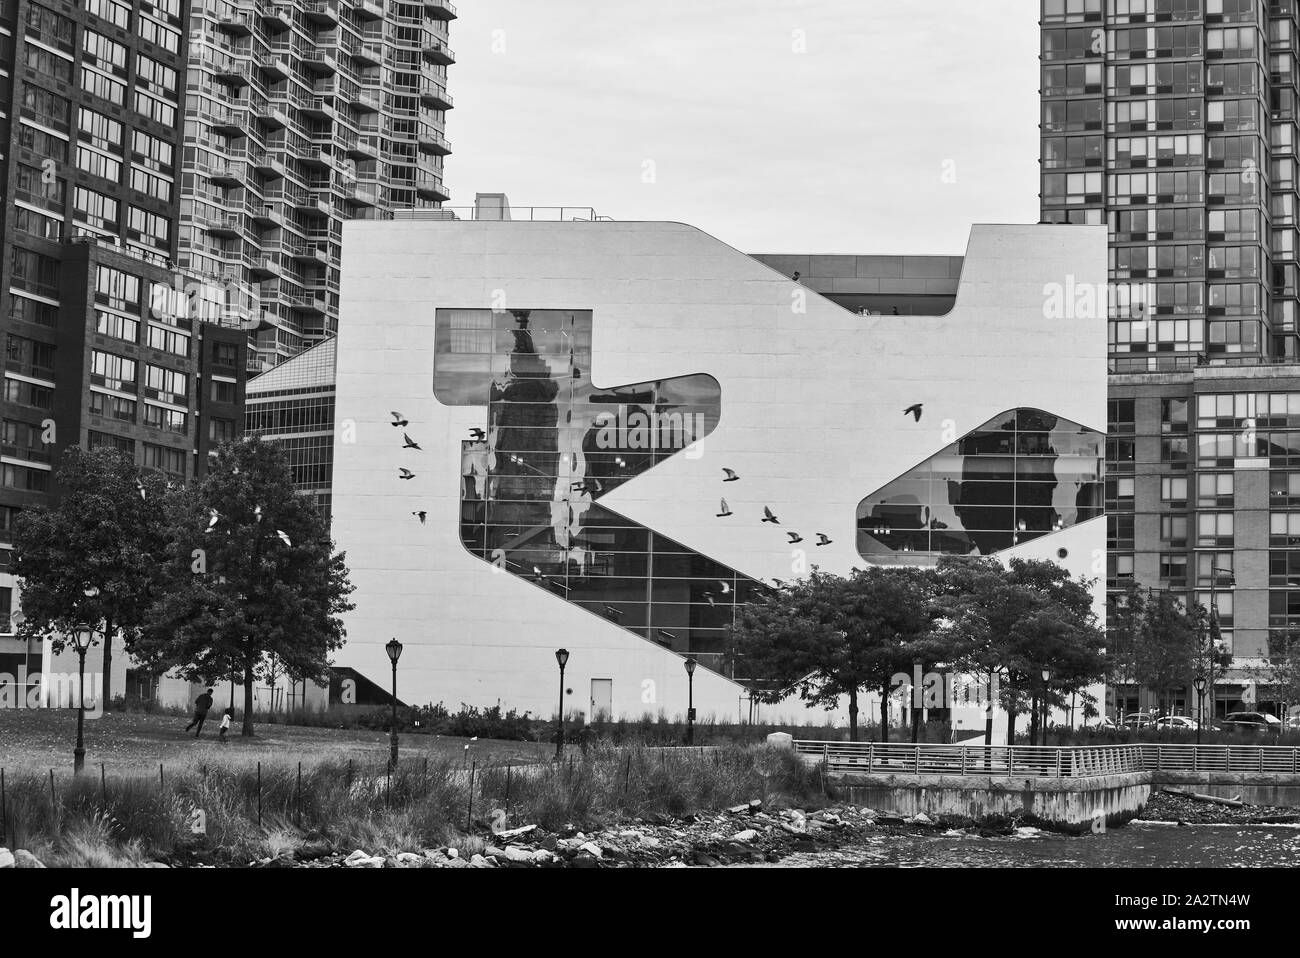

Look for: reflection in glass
[857,408,1105,560]
[436,308,753,678]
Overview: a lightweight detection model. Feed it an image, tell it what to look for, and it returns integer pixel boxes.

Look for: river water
[754,823,1300,868]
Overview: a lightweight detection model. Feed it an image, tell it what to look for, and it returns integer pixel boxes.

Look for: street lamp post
[684,658,697,746]
[1206,565,1235,726]
[1040,669,1052,747]
[385,638,402,771]
[71,622,95,774]
[554,648,569,760]
[1193,669,1207,747]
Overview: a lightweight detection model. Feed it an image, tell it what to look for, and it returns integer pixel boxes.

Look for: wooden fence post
[257,761,262,827]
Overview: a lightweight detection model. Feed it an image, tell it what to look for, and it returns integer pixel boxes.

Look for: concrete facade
[329,218,1108,723]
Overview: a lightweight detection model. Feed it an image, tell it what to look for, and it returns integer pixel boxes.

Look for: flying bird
[276,530,291,547]
[716,499,732,518]
[703,592,716,607]
[402,433,421,450]
[722,468,740,482]
[904,404,924,422]
[253,504,263,524]
[786,532,803,544]
[399,468,415,480]
[135,478,147,500]
[532,566,547,581]
[412,511,427,524]
[762,506,779,524]
[816,533,833,546]
[206,508,220,532]
[718,581,732,594]
[390,411,408,427]
[469,428,485,440]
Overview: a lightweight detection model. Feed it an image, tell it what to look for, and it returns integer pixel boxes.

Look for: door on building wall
[590,679,612,721]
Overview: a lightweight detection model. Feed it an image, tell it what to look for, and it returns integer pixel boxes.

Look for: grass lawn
[0,708,553,776]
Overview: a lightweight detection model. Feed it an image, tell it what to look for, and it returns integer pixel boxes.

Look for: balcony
[424,0,457,20]
[417,129,451,154]
[201,213,244,237]
[303,46,338,74]
[301,96,334,119]
[304,0,339,25]
[209,161,247,186]
[249,255,282,280]
[356,0,384,19]
[352,42,383,66]
[217,6,255,35]
[415,176,450,202]
[249,150,286,176]
[250,203,285,227]
[256,52,291,80]
[262,3,294,29]
[339,184,380,208]
[424,40,455,64]
[419,78,453,110]
[212,56,253,85]
[340,133,380,159]
[209,108,248,133]
[286,241,330,265]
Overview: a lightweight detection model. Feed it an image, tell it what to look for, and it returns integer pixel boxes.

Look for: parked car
[1220,711,1283,735]
[1154,715,1205,731]
[1123,712,1158,729]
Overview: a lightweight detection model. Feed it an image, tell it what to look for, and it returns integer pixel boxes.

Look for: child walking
[218,707,234,743]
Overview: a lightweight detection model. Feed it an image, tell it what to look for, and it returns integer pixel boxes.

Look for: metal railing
[793,741,1300,778]
[390,206,612,222]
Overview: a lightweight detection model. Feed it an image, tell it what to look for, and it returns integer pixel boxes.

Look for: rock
[494,824,537,840]
[692,852,721,867]
[748,799,763,812]
[766,732,793,749]
[443,857,469,868]
[0,849,12,869]
[343,849,371,865]
[571,854,600,868]
[468,854,494,868]
[908,813,932,825]
[487,845,537,864]
[343,850,385,868]
[532,849,556,864]
[395,852,423,865]
[731,829,759,843]
[727,804,750,815]
[142,861,169,869]
[578,841,603,858]
[446,848,459,859]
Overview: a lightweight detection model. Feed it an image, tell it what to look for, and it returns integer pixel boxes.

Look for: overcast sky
[447,0,1040,256]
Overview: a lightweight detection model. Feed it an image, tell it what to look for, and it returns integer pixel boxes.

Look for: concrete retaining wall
[1152,772,1300,808]
[831,772,1150,833]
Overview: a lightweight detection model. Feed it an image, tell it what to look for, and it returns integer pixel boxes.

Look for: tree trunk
[1007,708,1017,746]
[984,671,994,747]
[1029,693,1039,746]
[242,655,256,737]
[848,686,859,743]
[879,684,889,744]
[101,618,113,713]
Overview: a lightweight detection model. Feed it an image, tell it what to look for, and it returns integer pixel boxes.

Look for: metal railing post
[868,743,874,773]
[1007,746,1015,776]
[961,748,967,776]
[1055,748,1062,778]
[914,745,921,775]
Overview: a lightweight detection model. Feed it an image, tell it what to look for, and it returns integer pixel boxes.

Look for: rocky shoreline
[1136,790,1300,827]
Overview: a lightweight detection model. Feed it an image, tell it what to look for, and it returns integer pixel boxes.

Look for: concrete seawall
[1150,772,1300,807]
[830,771,1150,833]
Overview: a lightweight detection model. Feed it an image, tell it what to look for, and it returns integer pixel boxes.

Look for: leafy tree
[727,566,941,742]
[134,438,355,736]
[938,556,1106,745]
[11,448,171,705]
[1129,589,1204,717]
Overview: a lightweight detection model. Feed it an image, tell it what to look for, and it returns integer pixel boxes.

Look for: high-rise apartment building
[0,0,250,693]
[1041,0,1300,718]
[180,0,455,372]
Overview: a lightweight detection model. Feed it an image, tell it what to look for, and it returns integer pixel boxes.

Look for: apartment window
[1271,512,1300,545]
[14,163,65,209]
[146,324,189,357]
[1160,553,1188,583]
[78,107,124,154]
[135,55,177,100]
[13,206,62,242]
[1106,476,1136,509]
[126,206,170,251]
[21,84,70,131]
[5,335,55,378]
[89,391,136,422]
[85,0,131,29]
[76,147,122,184]
[81,68,127,107]
[1161,398,1189,432]
[24,2,74,52]
[90,351,137,391]
[133,90,175,127]
[210,380,236,404]
[96,310,139,343]
[83,30,128,76]
[24,42,73,83]
[1108,514,1135,549]
[96,265,140,313]
[1161,514,1189,545]
[73,186,120,234]
[142,403,187,434]
[143,363,186,404]
[208,417,236,443]
[1161,476,1188,502]
[8,294,59,328]
[130,167,172,203]
[87,430,135,456]
[9,247,61,298]
[210,341,238,367]
[141,442,184,476]
[1197,513,1234,547]
[0,464,50,493]
[1108,553,1135,586]
[1198,472,1234,505]
[138,16,180,53]
[3,377,54,411]
[131,130,174,175]
[1161,437,1189,462]
[16,123,68,163]
[1,420,51,464]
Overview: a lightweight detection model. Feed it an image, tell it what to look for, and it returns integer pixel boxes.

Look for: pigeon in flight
[390,412,408,427]
[703,592,716,607]
[816,533,833,546]
[402,433,421,450]
[135,478,147,500]
[253,504,263,524]
[399,468,415,480]
[469,428,485,440]
[787,532,803,544]
[412,511,427,524]
[276,530,292,547]
[532,566,547,581]
[762,506,779,524]
[206,508,220,532]
[718,581,732,594]
[904,404,924,422]
[716,499,733,517]
[722,468,740,482]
